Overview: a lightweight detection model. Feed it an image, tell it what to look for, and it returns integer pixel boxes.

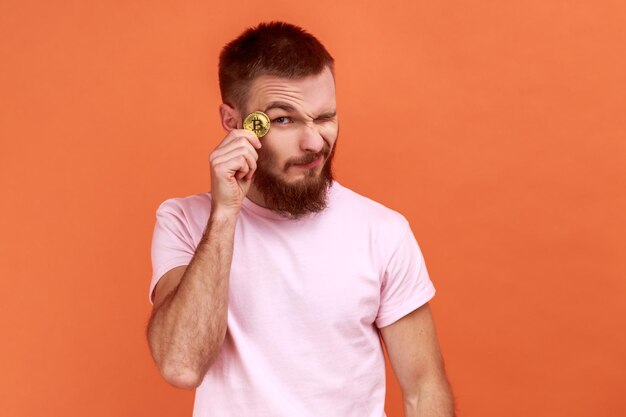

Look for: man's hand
[209,129,262,216]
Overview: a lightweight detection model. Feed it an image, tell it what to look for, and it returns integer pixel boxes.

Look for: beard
[251,138,337,220]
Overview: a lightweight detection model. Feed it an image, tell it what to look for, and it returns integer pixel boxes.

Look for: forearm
[147,210,237,388]
[403,377,456,417]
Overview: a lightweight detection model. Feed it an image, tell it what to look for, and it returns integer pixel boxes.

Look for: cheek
[258,140,288,168]
[320,124,338,142]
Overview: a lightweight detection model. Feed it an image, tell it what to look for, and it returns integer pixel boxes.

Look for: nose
[299,122,324,154]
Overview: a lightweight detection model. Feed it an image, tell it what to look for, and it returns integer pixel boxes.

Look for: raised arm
[146,211,237,389]
[146,128,262,389]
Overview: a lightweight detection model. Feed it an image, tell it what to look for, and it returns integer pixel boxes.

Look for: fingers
[212,154,249,184]
[211,147,258,181]
[210,138,259,165]
[207,129,262,214]
[209,129,261,183]
[219,129,262,150]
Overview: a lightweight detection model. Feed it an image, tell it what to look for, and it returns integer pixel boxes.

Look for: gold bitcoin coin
[243,111,271,138]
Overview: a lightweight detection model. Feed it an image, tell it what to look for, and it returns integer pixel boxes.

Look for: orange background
[1,1,624,416]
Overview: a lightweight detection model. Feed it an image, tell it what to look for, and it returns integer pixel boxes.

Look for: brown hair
[218,21,335,113]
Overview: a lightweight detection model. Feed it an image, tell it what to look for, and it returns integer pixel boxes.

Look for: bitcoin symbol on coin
[252,119,264,131]
[243,111,271,138]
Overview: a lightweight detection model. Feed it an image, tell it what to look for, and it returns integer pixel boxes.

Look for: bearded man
[146,21,455,417]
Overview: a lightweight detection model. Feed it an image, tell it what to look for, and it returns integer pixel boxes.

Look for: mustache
[289,144,330,167]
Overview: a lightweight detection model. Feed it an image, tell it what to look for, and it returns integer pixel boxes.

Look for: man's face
[242,66,339,219]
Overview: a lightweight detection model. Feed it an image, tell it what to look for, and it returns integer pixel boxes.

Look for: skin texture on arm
[379,303,456,417]
[146,211,237,390]
[145,123,261,390]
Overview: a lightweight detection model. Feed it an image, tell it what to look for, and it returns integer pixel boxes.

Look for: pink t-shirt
[149,180,436,417]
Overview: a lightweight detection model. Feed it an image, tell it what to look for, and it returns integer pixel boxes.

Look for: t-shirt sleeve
[148,199,196,305]
[375,220,436,328]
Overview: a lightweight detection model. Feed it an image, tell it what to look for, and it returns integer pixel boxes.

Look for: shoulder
[331,182,410,237]
[154,192,213,231]
[156,192,212,215]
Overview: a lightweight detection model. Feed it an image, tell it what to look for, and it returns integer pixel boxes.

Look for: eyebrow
[264,101,337,120]
[317,111,337,119]
[264,101,296,113]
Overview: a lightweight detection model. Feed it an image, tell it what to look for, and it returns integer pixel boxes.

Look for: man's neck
[245,185,268,208]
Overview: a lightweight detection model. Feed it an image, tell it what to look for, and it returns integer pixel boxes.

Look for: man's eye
[272,116,291,125]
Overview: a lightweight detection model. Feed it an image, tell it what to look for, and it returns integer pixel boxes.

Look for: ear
[219,103,241,131]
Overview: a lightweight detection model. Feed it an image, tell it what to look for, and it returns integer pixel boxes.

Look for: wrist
[208,205,239,225]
